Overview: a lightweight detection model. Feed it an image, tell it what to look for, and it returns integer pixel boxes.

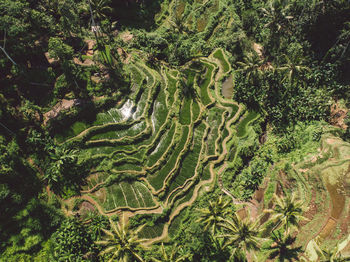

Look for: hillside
[0,0,349,261]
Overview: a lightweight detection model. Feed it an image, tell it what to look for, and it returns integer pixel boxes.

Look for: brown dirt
[326,181,346,219]
[237,208,248,220]
[340,201,350,235]
[73,57,94,66]
[86,39,96,51]
[44,52,59,65]
[121,32,133,42]
[252,43,264,58]
[330,103,348,130]
[260,200,273,225]
[91,76,101,83]
[319,217,337,239]
[43,99,76,124]
[279,170,293,189]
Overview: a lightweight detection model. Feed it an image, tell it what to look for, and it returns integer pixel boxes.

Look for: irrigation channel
[58,48,260,242]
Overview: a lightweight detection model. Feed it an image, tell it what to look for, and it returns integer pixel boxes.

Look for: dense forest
[1,0,350,261]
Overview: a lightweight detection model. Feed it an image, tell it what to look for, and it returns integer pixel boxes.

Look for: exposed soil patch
[252,43,264,58]
[44,52,59,65]
[73,57,94,66]
[43,99,77,124]
[326,181,345,219]
[330,103,348,130]
[319,217,337,239]
[121,32,133,42]
[85,39,96,56]
[340,202,350,235]
[237,208,247,220]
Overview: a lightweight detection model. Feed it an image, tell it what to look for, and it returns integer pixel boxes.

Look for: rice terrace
[59,48,253,242]
[0,0,350,261]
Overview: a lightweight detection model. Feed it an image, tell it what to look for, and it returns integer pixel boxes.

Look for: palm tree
[44,146,78,192]
[261,0,293,51]
[236,52,266,84]
[265,192,307,234]
[277,55,310,83]
[261,0,293,33]
[266,231,302,261]
[96,218,146,262]
[196,195,230,234]
[152,243,190,262]
[90,0,112,23]
[217,213,264,260]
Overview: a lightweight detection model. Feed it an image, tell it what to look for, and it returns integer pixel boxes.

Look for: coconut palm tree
[266,231,302,261]
[261,0,293,33]
[44,146,78,192]
[152,243,190,262]
[277,55,310,84]
[236,52,266,84]
[90,0,112,23]
[197,195,230,234]
[265,192,307,234]
[96,218,146,262]
[217,213,264,260]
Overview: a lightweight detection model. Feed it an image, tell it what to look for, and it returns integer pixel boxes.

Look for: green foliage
[96,219,145,262]
[45,145,86,197]
[48,37,74,61]
[0,0,349,260]
[265,231,302,261]
[51,218,97,261]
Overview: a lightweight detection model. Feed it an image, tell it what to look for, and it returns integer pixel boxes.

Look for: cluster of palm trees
[195,193,307,261]
[236,51,310,86]
[95,192,310,261]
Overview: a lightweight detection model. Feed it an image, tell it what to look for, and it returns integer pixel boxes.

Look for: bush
[51,218,97,261]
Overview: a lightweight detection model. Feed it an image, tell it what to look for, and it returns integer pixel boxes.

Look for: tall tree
[44,146,79,194]
[90,0,112,23]
[266,231,302,261]
[196,195,230,234]
[96,219,145,262]
[265,193,307,234]
[277,54,310,84]
[236,52,266,84]
[261,0,293,34]
[217,213,264,261]
[151,243,190,262]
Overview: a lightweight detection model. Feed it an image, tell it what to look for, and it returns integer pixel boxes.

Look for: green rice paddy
[58,49,258,242]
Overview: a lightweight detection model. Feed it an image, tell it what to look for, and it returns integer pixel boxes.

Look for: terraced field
[58,49,259,243]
